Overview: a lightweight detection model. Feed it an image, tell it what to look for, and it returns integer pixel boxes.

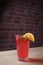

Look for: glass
[15,35,30,61]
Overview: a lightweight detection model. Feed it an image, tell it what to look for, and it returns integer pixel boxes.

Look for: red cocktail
[15,35,30,60]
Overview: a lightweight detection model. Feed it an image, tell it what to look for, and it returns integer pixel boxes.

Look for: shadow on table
[19,58,43,63]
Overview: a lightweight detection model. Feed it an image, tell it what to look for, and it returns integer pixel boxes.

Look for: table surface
[0,47,43,65]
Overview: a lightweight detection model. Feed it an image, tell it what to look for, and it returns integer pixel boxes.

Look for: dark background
[0,0,43,51]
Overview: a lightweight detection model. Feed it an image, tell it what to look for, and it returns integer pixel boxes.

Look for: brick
[0,0,43,50]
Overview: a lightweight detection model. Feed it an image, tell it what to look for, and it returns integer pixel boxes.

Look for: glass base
[18,58,28,62]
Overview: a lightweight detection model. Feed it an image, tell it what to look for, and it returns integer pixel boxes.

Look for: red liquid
[16,36,30,59]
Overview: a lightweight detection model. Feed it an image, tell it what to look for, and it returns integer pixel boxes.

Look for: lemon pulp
[22,33,35,42]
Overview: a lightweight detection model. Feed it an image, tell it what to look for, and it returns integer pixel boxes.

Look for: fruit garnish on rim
[21,33,35,42]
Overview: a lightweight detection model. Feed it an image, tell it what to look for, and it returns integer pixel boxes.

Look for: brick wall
[0,0,43,50]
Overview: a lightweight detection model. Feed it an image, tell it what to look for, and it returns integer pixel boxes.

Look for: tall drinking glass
[15,35,30,61]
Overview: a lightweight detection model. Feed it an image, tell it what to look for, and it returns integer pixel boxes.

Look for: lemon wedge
[23,33,35,42]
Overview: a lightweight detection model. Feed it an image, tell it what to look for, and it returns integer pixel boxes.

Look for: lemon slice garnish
[23,33,35,42]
